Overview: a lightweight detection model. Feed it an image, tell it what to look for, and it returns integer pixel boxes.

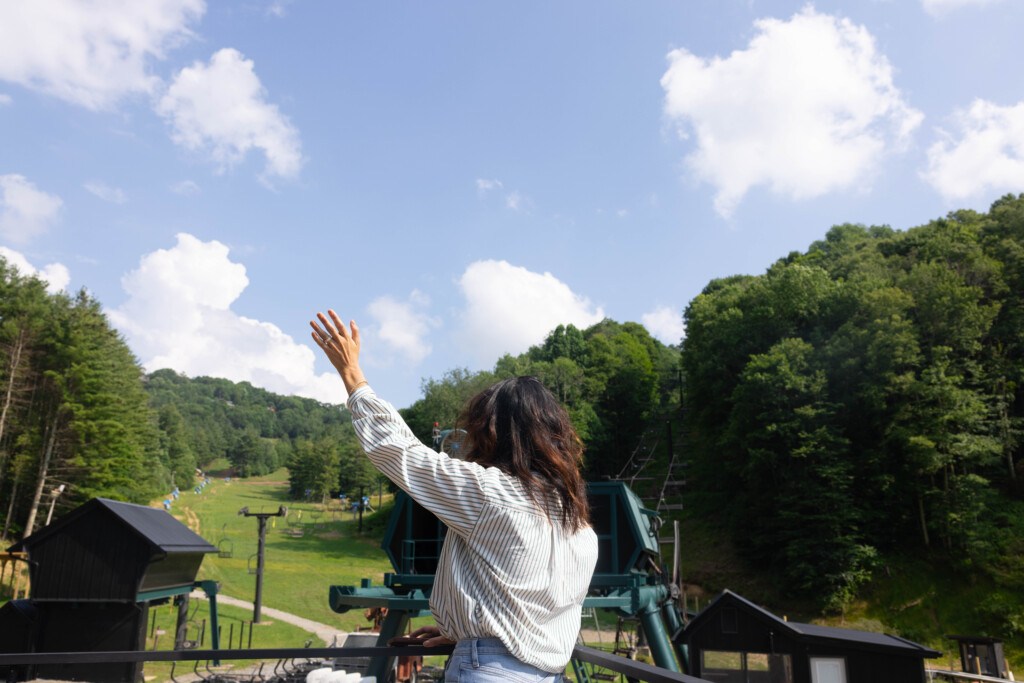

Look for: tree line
[400,318,682,479]
[0,264,162,540]
[0,261,372,540]
[682,194,1024,612]
[144,370,375,500]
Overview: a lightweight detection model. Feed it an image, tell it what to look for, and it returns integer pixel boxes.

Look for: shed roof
[9,498,216,554]
[686,590,941,658]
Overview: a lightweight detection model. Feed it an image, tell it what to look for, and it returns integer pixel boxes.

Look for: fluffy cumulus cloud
[641,306,685,346]
[0,0,204,110]
[922,0,1006,16]
[0,246,70,294]
[157,49,303,180]
[365,290,439,365]
[0,174,63,245]
[923,99,1024,202]
[661,7,922,216]
[457,260,604,365]
[107,233,343,402]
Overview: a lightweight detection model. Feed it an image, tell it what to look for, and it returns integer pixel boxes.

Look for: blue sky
[2,0,1023,408]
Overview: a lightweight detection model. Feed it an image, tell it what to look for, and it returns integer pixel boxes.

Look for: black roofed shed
[679,590,940,683]
[9,497,215,602]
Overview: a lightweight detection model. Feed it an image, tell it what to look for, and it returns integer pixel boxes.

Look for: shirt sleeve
[346,385,489,539]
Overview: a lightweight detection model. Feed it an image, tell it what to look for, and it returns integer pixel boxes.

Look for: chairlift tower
[238,505,286,623]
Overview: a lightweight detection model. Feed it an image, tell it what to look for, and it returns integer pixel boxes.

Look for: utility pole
[238,506,286,623]
[45,484,66,526]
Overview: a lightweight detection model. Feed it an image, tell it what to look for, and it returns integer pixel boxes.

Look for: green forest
[2,195,1024,649]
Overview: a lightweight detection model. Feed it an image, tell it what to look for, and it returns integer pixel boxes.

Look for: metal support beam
[195,579,221,665]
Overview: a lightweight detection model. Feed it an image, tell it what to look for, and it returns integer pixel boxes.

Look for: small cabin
[948,635,1011,679]
[679,590,940,683]
[2,498,216,682]
[9,497,215,602]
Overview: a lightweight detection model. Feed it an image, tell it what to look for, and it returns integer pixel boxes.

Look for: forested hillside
[400,318,682,479]
[683,194,1024,615]
[0,263,163,540]
[0,257,371,541]
[144,370,373,499]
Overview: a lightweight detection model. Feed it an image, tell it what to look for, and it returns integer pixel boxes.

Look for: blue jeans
[444,638,561,683]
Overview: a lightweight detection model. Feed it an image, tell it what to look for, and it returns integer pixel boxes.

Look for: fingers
[317,312,337,338]
[328,310,348,338]
[424,635,456,647]
[408,626,438,639]
[311,310,359,351]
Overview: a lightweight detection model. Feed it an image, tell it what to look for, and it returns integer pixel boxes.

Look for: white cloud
[476,179,531,211]
[661,6,922,216]
[476,178,503,193]
[923,99,1024,202]
[0,0,204,110]
[0,246,70,294]
[457,260,604,365]
[157,48,303,181]
[84,181,127,204]
[0,174,63,245]
[365,290,439,365]
[171,179,202,195]
[922,0,1006,16]
[505,191,525,211]
[0,94,11,106]
[642,306,685,346]
[107,233,343,403]
[266,0,295,18]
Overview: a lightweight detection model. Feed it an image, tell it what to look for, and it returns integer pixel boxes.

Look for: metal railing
[925,669,1013,683]
[0,644,711,683]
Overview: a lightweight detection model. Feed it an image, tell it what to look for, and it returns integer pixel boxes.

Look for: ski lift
[216,524,233,558]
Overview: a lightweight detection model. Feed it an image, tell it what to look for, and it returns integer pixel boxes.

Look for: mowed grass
[142,597,320,681]
[167,469,395,633]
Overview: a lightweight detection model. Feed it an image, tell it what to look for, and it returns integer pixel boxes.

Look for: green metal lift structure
[329,481,688,682]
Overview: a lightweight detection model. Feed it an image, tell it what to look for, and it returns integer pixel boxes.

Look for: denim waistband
[452,637,511,659]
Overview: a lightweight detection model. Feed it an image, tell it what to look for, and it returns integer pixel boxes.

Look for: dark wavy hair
[457,376,590,532]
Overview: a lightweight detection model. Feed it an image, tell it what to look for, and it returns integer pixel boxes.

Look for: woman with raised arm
[310,309,598,683]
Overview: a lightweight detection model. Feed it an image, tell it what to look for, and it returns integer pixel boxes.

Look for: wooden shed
[2,498,216,682]
[9,497,215,602]
[679,590,940,683]
[948,635,1010,679]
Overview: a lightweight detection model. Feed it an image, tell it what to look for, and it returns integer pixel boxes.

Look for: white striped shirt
[347,386,598,672]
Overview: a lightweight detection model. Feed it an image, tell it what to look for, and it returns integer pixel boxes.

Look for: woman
[311,310,598,682]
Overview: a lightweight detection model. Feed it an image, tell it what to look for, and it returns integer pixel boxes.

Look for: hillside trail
[189,590,612,646]
[188,590,351,646]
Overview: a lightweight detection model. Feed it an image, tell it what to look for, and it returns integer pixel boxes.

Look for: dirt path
[189,591,351,646]
[189,591,615,649]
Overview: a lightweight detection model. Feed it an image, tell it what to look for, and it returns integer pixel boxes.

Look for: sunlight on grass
[167,469,394,632]
[142,598,319,682]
